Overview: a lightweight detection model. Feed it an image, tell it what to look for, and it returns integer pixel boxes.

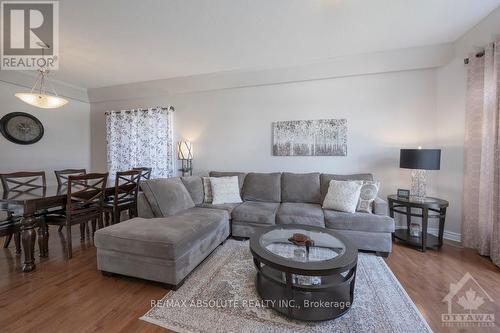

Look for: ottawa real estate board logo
[1,0,59,70]
[442,272,495,327]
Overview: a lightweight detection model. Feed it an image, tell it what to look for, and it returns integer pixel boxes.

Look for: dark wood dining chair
[1,171,46,198]
[53,169,87,231]
[133,167,152,181]
[0,210,21,254]
[45,173,108,259]
[54,169,87,187]
[1,171,46,249]
[104,170,141,225]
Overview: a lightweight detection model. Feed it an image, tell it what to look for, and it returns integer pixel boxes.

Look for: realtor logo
[1,0,59,70]
[442,272,495,327]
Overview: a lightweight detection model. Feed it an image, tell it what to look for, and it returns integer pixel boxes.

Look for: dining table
[0,181,116,272]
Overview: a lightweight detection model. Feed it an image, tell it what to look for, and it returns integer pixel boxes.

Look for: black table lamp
[400,148,441,200]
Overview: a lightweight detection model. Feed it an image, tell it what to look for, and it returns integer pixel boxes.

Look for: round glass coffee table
[250,224,358,321]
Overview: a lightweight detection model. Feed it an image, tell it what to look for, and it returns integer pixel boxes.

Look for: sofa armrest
[373,197,389,216]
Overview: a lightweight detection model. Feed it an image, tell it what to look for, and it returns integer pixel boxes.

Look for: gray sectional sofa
[94,172,394,288]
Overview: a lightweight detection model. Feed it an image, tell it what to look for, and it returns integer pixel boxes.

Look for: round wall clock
[0,112,44,145]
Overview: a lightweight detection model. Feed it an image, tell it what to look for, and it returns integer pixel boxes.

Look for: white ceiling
[54,0,500,89]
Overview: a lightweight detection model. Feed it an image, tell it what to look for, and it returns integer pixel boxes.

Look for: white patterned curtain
[462,38,500,267]
[106,107,174,179]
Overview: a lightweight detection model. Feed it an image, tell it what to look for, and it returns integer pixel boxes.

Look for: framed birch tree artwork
[272,119,347,156]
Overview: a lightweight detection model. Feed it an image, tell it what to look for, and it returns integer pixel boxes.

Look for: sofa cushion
[324,210,395,233]
[209,171,247,192]
[231,201,279,225]
[181,176,204,205]
[276,203,325,227]
[281,172,321,204]
[320,173,373,202]
[141,178,195,217]
[197,202,241,215]
[242,172,281,203]
[94,207,229,260]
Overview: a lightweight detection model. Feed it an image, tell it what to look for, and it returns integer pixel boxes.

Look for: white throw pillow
[202,177,213,203]
[357,181,380,213]
[210,176,242,205]
[322,180,363,213]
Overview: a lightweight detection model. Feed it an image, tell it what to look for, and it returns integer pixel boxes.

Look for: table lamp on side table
[399,148,441,200]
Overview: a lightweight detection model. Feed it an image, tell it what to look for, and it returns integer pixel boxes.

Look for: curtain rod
[464,50,486,65]
[105,106,175,115]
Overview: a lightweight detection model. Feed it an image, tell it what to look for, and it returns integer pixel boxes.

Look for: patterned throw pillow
[357,181,380,213]
[322,180,363,213]
[210,176,243,205]
[202,177,213,203]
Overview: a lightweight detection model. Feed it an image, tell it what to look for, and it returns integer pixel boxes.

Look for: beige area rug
[141,240,432,333]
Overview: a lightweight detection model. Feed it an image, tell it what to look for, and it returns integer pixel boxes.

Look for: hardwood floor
[1,227,499,332]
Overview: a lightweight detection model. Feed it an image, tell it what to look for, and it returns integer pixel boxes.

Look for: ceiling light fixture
[15,43,68,109]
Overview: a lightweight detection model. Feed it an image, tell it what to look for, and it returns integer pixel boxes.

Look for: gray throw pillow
[141,178,195,217]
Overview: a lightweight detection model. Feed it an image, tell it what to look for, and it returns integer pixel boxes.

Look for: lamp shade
[400,149,441,170]
[177,141,193,160]
[15,92,68,109]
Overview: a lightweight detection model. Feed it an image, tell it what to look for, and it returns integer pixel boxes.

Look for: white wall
[0,80,91,184]
[90,69,441,228]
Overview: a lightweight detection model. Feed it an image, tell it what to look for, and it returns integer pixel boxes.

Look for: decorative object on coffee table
[177,140,193,176]
[272,119,347,156]
[250,224,358,321]
[399,148,441,200]
[388,195,449,252]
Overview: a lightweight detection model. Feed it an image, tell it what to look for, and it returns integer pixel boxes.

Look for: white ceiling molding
[88,43,454,103]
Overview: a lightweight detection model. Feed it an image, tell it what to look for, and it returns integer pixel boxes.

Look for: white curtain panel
[462,38,500,267]
[106,107,174,180]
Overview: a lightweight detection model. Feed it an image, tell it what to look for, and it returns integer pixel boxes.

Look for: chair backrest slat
[132,167,152,181]
[66,173,108,213]
[0,171,46,193]
[54,169,86,187]
[114,170,141,206]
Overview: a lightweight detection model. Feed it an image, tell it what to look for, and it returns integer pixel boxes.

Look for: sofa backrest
[141,178,195,217]
[320,173,373,202]
[181,176,204,205]
[242,172,281,203]
[281,172,321,204]
[209,171,247,193]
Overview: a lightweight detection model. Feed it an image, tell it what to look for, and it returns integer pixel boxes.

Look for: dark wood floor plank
[1,226,499,332]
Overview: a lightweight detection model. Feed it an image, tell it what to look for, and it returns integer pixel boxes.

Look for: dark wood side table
[387,195,449,252]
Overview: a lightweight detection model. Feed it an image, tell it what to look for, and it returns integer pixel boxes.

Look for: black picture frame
[0,112,44,145]
[397,188,410,199]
